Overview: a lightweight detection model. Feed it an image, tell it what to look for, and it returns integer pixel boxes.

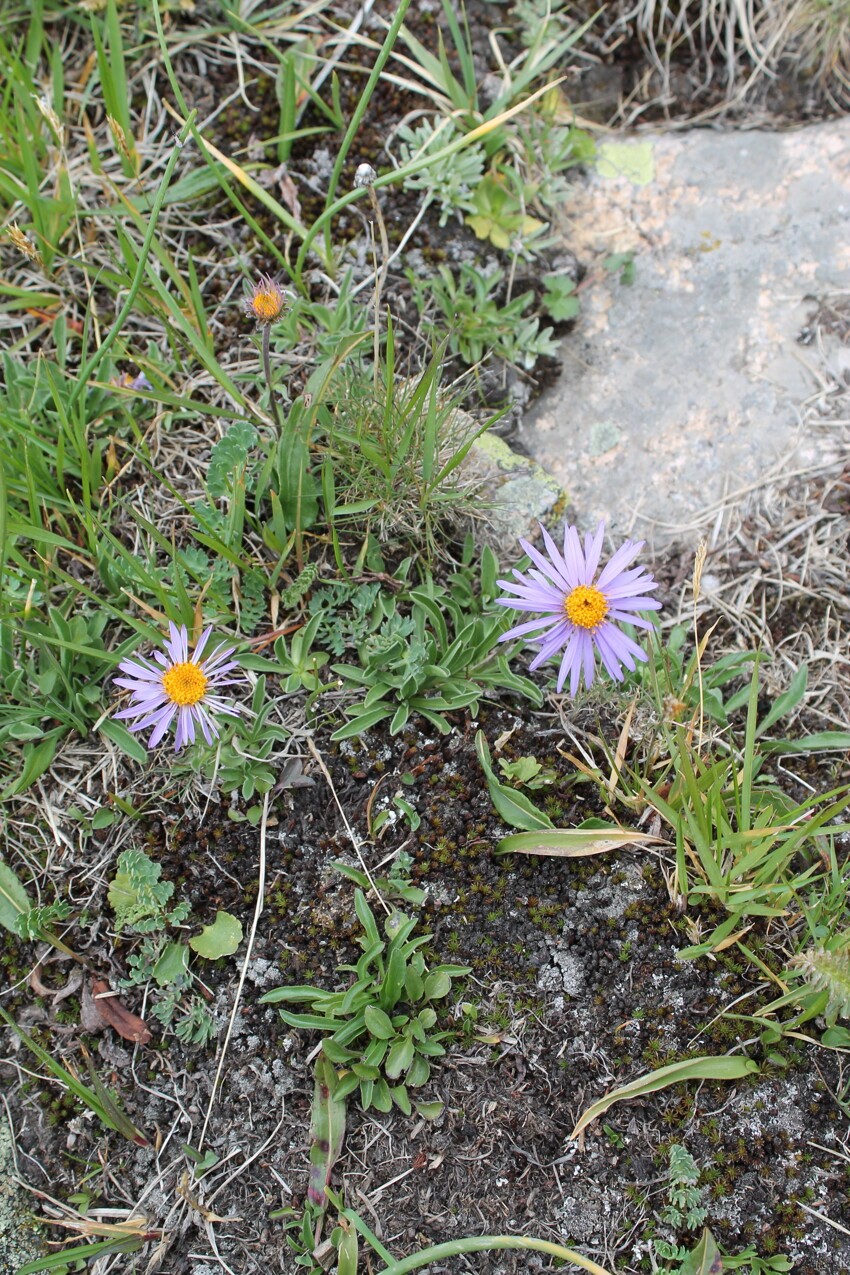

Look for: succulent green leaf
[414,1099,444,1120]
[385,1035,415,1079]
[153,941,190,987]
[364,1005,395,1039]
[189,911,243,959]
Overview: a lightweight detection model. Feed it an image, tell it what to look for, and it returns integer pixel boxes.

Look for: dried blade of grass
[161,101,307,245]
[495,825,662,857]
[607,695,636,798]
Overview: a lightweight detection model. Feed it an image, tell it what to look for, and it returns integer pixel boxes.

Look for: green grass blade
[570,1055,759,1140]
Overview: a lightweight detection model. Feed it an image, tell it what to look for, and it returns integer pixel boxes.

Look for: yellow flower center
[251,289,282,322]
[162,662,208,707]
[565,584,608,630]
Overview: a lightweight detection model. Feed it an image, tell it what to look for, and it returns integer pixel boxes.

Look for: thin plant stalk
[367,184,390,388]
[262,325,282,432]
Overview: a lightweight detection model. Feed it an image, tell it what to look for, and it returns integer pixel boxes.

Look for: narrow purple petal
[538,523,575,591]
[165,622,188,664]
[596,539,643,588]
[529,622,572,669]
[562,525,584,586]
[555,632,581,693]
[113,676,165,696]
[593,627,626,681]
[181,707,198,749]
[495,593,563,614]
[604,624,650,665]
[580,631,595,689]
[202,696,240,717]
[192,626,213,663]
[582,522,605,584]
[607,610,658,631]
[195,705,219,744]
[148,707,177,749]
[517,536,573,595]
[200,640,237,672]
[116,658,162,681]
[204,660,241,681]
[603,581,660,603]
[607,595,662,613]
[498,615,567,643]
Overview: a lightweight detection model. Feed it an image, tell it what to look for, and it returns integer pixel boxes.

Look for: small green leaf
[822,1025,850,1048]
[475,731,552,832]
[677,1229,722,1275]
[364,1005,395,1039]
[391,1084,412,1115]
[371,1078,393,1112]
[414,1099,444,1120]
[406,1055,430,1087]
[405,966,424,1001]
[423,970,452,999]
[0,859,31,934]
[385,1035,415,1079]
[100,717,150,764]
[189,911,243,959]
[153,942,190,986]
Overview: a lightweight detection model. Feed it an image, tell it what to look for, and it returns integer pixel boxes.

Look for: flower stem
[367,185,390,388]
[262,325,282,432]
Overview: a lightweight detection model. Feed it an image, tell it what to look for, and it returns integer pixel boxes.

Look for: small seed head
[7,223,43,268]
[354,163,377,189]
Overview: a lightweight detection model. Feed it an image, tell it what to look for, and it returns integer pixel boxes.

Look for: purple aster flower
[113,623,242,751]
[496,521,662,697]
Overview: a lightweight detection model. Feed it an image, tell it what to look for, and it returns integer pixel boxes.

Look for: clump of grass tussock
[758,0,850,103]
[601,0,850,109]
[629,0,768,89]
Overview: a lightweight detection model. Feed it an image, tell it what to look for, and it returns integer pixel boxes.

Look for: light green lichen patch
[467,432,566,543]
[0,1110,44,1270]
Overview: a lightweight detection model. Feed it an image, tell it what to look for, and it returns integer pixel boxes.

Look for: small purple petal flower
[114,624,242,752]
[244,274,288,327]
[496,521,661,697]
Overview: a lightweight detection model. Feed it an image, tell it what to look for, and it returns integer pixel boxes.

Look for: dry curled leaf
[29,963,82,1004]
[89,978,152,1045]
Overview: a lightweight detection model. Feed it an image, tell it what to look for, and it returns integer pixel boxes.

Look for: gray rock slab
[522,120,850,549]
